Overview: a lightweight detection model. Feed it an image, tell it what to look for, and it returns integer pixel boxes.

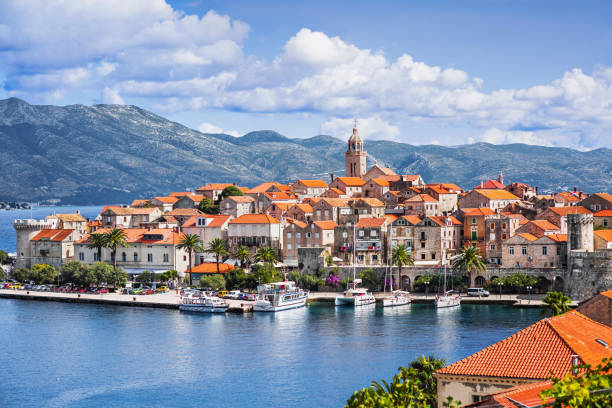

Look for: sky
[1,0,611,150]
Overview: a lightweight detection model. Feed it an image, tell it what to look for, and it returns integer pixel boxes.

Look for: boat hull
[335,295,376,307]
[252,295,308,312]
[179,304,229,313]
[434,297,461,308]
[382,297,411,307]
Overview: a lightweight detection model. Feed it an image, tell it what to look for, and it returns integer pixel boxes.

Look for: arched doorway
[474,276,486,288]
[536,276,550,294]
[403,276,411,290]
[553,276,564,292]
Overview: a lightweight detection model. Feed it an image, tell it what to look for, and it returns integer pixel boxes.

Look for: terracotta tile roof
[56,213,86,222]
[379,174,401,182]
[406,194,437,203]
[229,214,280,224]
[546,233,568,243]
[594,209,612,217]
[518,233,539,242]
[189,263,234,274]
[398,174,421,182]
[319,198,350,207]
[292,204,313,212]
[474,180,506,189]
[438,183,463,192]
[602,290,612,300]
[297,179,328,188]
[368,165,397,176]
[462,208,496,216]
[401,215,422,225]
[474,380,553,408]
[105,207,159,216]
[446,216,463,226]
[386,191,400,197]
[428,216,446,226]
[357,198,385,207]
[384,214,399,222]
[77,228,181,245]
[529,219,560,231]
[130,199,149,207]
[263,191,297,200]
[159,215,179,224]
[335,177,366,186]
[180,194,206,203]
[31,229,74,242]
[555,191,580,202]
[153,196,179,204]
[268,202,292,211]
[165,208,203,216]
[169,191,194,197]
[475,189,520,200]
[592,193,612,203]
[197,183,233,191]
[371,178,390,187]
[286,218,307,229]
[356,217,387,228]
[100,205,120,214]
[225,195,255,203]
[595,229,612,242]
[247,182,284,194]
[183,214,231,228]
[547,206,591,216]
[437,311,612,379]
[329,188,345,195]
[507,213,529,224]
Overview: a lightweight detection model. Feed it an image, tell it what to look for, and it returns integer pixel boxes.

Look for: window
[122,252,126,262]
[287,244,292,250]
[472,217,476,224]
[420,242,425,248]
[317,210,321,217]
[502,223,507,229]
[489,233,495,241]
[522,246,527,255]
[163,253,169,262]
[605,219,609,227]
[297,232,301,238]
[372,254,378,261]
[557,246,561,255]
[147,253,153,262]
[79,252,84,261]
[471,230,477,240]
[420,231,426,240]
[490,244,495,250]
[324,210,329,217]
[542,246,547,255]
[509,246,514,255]
[134,252,138,261]
[370,230,377,237]
[306,232,311,238]
[287,232,292,238]
[490,223,495,230]
[421,253,426,260]
[431,253,436,260]
[315,232,319,239]
[93,253,99,261]
[343,232,348,238]
[359,230,365,237]
[502,233,507,240]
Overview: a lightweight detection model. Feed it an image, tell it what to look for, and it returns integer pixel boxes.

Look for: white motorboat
[253,281,309,312]
[434,291,461,308]
[382,290,411,307]
[179,296,229,313]
[335,288,376,306]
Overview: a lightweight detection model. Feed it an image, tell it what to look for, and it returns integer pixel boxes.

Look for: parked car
[225,290,241,300]
[467,288,490,297]
[95,287,109,294]
[156,286,169,293]
[238,293,250,300]
[140,288,154,295]
[245,293,257,301]
[216,290,229,298]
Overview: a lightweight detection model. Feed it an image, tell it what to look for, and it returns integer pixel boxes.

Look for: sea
[0,300,541,407]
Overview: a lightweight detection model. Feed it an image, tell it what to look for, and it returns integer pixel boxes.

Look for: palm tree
[452,245,486,288]
[177,233,203,287]
[206,238,229,275]
[254,246,279,266]
[103,228,128,288]
[391,244,414,289]
[234,245,251,269]
[87,233,107,263]
[542,291,571,316]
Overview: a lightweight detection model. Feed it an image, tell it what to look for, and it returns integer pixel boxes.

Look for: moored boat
[434,291,461,308]
[253,281,308,312]
[382,290,411,307]
[335,287,376,307]
[179,295,229,313]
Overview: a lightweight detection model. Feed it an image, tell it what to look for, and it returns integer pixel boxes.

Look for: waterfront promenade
[0,288,571,311]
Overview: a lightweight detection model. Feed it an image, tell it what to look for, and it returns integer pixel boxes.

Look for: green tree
[177,233,203,287]
[86,262,113,286]
[199,274,226,290]
[392,244,414,286]
[503,273,538,293]
[0,268,6,281]
[358,268,379,291]
[540,358,612,408]
[226,268,247,290]
[160,269,178,284]
[452,245,486,287]
[11,268,30,283]
[325,255,334,267]
[103,228,128,289]
[206,238,229,275]
[87,233,108,263]
[198,197,220,214]
[136,271,154,284]
[542,291,572,316]
[234,245,251,269]
[30,264,58,284]
[220,185,244,200]
[60,260,89,287]
[0,249,8,264]
[254,246,279,267]
[346,356,456,408]
[246,263,280,289]
[111,267,128,288]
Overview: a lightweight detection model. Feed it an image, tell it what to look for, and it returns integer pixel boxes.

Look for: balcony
[355,240,381,251]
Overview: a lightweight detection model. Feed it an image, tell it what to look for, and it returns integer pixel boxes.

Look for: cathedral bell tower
[345,123,367,178]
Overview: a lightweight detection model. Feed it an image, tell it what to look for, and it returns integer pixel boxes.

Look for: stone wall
[566,249,612,301]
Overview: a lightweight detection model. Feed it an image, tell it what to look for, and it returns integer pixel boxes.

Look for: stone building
[484,214,521,265]
[285,203,313,223]
[579,192,612,212]
[458,189,520,211]
[311,198,350,223]
[412,216,462,266]
[227,214,283,256]
[594,209,612,228]
[538,205,591,234]
[362,177,390,199]
[196,183,235,201]
[329,176,365,198]
[150,196,178,212]
[334,217,389,265]
[404,194,440,217]
[460,208,496,257]
[514,219,561,238]
[182,214,231,263]
[290,179,328,199]
[501,233,567,268]
[29,229,82,270]
[345,125,367,178]
[282,219,336,267]
[100,206,162,229]
[219,195,255,218]
[594,230,612,250]
[424,185,459,215]
[173,193,206,209]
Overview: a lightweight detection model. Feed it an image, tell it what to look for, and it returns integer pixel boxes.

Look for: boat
[179,295,229,313]
[335,287,376,306]
[382,290,411,307]
[434,247,460,308]
[253,281,309,312]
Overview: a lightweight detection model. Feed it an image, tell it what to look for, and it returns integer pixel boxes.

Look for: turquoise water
[0,206,103,252]
[0,300,541,407]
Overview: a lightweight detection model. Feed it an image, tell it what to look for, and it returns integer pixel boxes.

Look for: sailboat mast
[352,221,356,290]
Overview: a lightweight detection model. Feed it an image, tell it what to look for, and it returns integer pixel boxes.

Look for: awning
[123,268,171,275]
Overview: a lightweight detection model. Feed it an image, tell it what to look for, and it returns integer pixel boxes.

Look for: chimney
[330,173,335,183]
[574,187,577,193]
[535,186,538,195]
[579,190,583,199]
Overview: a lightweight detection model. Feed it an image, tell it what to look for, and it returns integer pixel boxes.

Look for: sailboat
[382,243,410,307]
[335,222,376,307]
[434,250,460,308]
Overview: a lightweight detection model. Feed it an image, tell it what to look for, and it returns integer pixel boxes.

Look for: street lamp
[497,281,502,299]
[527,285,532,304]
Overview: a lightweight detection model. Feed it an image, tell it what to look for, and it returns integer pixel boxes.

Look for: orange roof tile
[371,178,390,187]
[356,217,387,228]
[384,214,399,222]
[594,229,612,242]
[335,177,366,186]
[463,208,497,216]
[474,179,506,189]
[229,214,280,224]
[183,214,231,228]
[518,233,539,242]
[189,263,234,274]
[556,191,581,202]
[401,215,422,225]
[165,208,203,216]
[547,206,591,216]
[153,196,179,204]
[592,193,612,203]
[180,194,206,203]
[319,198,350,207]
[77,228,181,245]
[483,380,554,408]
[31,229,74,242]
[437,311,612,379]
[357,198,385,207]
[546,233,568,243]
[169,191,194,197]
[225,195,255,203]
[268,202,292,211]
[311,220,337,230]
[130,199,149,207]
[297,179,328,188]
[292,204,313,212]
[594,209,612,217]
[197,183,233,191]
[530,219,560,231]
[247,182,284,194]
[328,188,345,195]
[54,213,86,222]
[263,191,297,200]
[286,218,307,229]
[475,189,520,200]
[438,183,463,192]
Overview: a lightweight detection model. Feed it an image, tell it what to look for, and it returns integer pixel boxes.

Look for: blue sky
[1,0,611,149]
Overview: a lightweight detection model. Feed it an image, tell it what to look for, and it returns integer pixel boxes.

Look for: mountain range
[0,97,610,205]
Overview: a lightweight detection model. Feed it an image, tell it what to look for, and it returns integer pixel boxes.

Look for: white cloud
[197,122,240,137]
[321,116,400,141]
[1,3,611,149]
